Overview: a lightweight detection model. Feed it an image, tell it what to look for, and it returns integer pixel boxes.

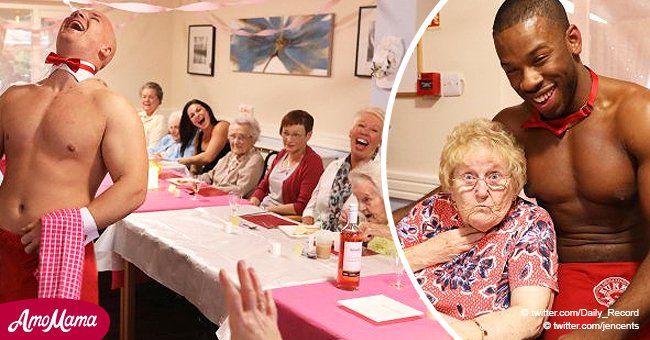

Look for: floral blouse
[398,193,558,320]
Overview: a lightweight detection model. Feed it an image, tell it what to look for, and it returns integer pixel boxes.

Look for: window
[563,0,650,88]
[0,3,69,93]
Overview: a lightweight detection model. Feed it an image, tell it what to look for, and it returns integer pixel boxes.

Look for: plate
[278,224,321,238]
[337,295,424,323]
[167,177,199,186]
[159,160,181,167]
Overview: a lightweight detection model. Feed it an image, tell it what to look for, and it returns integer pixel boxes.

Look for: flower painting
[230,14,333,77]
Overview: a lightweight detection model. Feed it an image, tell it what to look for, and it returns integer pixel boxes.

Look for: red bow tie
[521,67,598,137]
[45,52,96,74]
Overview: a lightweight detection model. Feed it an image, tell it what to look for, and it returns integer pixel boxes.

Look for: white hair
[229,114,261,142]
[168,110,182,127]
[354,106,385,127]
[349,161,383,195]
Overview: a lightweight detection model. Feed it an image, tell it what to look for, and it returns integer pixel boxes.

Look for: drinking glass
[190,176,201,200]
[229,190,241,215]
[229,190,242,225]
[392,254,405,289]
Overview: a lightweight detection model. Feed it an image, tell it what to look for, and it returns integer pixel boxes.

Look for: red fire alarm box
[417,72,440,96]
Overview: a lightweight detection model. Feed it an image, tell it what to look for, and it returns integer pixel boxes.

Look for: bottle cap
[349,203,358,224]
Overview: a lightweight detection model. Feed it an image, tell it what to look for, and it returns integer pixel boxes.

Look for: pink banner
[62,0,340,37]
[0,0,342,39]
[67,0,293,13]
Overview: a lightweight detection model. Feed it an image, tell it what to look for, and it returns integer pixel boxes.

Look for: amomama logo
[0,298,109,339]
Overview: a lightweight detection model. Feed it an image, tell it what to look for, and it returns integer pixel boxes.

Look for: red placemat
[240,213,298,229]
[159,171,183,180]
[175,184,227,197]
[197,186,227,197]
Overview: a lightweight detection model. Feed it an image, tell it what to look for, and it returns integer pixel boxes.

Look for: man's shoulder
[599,76,650,109]
[598,76,650,155]
[0,83,47,116]
[493,103,527,122]
[598,76,650,126]
[0,83,41,100]
[493,102,528,136]
[85,85,136,116]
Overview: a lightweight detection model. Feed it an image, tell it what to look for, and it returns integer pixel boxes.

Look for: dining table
[94,168,450,339]
[273,273,451,339]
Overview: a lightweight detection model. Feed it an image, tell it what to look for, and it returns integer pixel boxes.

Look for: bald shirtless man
[0,9,147,303]
[394,0,650,338]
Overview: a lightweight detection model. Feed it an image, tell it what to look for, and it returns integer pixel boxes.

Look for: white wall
[102,11,175,109]
[386,0,521,200]
[85,1,377,153]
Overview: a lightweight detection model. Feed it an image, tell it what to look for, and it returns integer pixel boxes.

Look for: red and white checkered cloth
[37,208,85,299]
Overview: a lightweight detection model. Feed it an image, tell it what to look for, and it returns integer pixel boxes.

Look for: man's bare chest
[522,127,636,206]
[4,92,105,157]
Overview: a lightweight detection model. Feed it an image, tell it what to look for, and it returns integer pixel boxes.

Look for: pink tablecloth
[272,273,451,340]
[97,172,248,213]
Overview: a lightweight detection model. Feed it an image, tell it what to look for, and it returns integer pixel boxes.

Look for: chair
[261,150,278,183]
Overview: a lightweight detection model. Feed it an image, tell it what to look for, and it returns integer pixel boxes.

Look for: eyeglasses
[228,134,252,142]
[452,173,510,191]
[281,131,305,139]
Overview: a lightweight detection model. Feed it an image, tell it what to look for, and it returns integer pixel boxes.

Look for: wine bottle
[337,203,363,290]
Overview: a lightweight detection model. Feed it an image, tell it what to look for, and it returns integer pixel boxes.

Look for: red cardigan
[252,146,324,215]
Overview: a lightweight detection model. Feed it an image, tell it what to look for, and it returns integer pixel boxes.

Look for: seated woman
[348,162,394,255]
[138,81,168,149]
[250,110,324,216]
[302,107,384,231]
[397,119,558,339]
[178,99,230,173]
[198,115,264,198]
[148,111,195,161]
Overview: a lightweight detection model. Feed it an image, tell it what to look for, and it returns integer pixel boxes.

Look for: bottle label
[342,241,362,272]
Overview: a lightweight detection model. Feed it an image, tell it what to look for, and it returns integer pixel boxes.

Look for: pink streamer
[66,0,272,13]
[65,0,340,16]
[59,0,341,37]
[97,2,171,13]
[175,2,223,12]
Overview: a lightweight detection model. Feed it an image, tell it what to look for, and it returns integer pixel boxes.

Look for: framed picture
[187,25,215,76]
[354,6,377,77]
[230,14,334,77]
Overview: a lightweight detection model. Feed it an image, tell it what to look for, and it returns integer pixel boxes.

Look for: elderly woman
[302,107,384,231]
[147,111,195,161]
[198,115,264,198]
[397,119,558,339]
[138,81,168,149]
[348,162,394,255]
[250,110,324,215]
[178,99,231,174]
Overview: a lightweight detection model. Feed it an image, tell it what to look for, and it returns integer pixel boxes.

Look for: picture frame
[187,25,215,76]
[230,14,334,77]
[354,6,377,77]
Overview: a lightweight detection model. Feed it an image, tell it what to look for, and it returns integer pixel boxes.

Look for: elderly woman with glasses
[198,115,264,198]
[397,119,558,339]
[250,110,324,215]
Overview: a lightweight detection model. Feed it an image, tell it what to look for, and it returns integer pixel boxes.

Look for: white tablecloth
[94,205,393,324]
